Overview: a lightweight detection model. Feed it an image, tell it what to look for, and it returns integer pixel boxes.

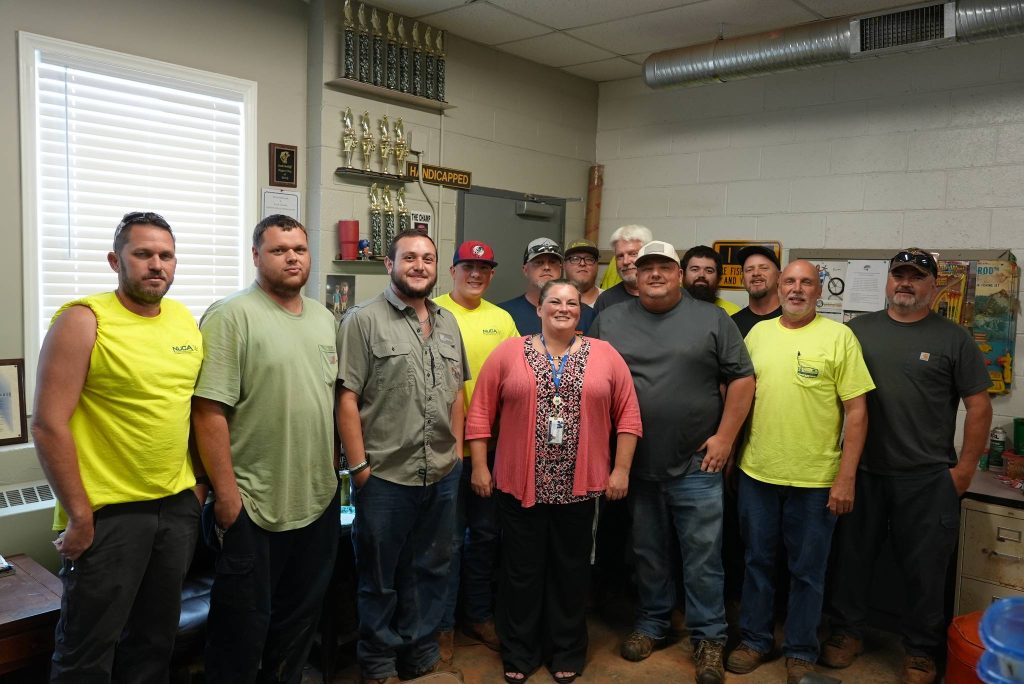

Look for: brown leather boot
[820,632,863,669]
[786,657,816,684]
[462,619,501,651]
[437,630,454,665]
[900,655,937,684]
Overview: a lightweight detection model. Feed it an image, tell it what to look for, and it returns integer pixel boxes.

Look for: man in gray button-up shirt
[337,229,469,684]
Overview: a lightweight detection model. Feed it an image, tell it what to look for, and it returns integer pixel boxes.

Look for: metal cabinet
[955,496,1024,614]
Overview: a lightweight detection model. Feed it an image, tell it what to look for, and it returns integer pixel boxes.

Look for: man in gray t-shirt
[591,240,754,684]
[824,248,991,684]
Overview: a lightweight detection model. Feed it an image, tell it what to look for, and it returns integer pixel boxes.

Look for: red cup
[338,220,359,260]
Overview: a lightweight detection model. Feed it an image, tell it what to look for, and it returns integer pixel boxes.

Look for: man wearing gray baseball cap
[498,237,596,335]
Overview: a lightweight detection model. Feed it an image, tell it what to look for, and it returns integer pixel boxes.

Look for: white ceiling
[366,0,919,82]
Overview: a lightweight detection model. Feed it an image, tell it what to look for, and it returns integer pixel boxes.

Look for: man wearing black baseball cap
[498,237,596,335]
[731,246,782,338]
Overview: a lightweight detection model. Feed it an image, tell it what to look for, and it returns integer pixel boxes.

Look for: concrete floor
[307,598,912,684]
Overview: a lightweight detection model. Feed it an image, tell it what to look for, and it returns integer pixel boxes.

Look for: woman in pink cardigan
[466,279,642,684]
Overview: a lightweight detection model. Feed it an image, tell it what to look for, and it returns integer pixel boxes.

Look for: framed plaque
[0,359,28,446]
[269,143,298,188]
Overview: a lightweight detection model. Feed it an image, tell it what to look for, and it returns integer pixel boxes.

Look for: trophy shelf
[335,167,410,186]
[325,77,454,113]
[332,259,387,271]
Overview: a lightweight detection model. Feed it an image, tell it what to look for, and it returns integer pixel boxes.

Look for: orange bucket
[947,611,985,684]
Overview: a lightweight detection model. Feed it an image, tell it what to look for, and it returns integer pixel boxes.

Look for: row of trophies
[342,0,447,102]
[368,183,411,258]
[341,108,409,176]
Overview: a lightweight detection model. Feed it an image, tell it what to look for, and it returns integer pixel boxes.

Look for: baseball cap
[635,240,680,266]
[889,248,938,277]
[564,238,599,259]
[453,240,498,267]
[523,237,563,264]
[737,245,781,270]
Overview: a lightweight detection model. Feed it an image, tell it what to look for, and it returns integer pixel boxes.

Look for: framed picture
[0,359,28,446]
[269,142,298,188]
[325,274,356,323]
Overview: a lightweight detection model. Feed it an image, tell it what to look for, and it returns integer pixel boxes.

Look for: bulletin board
[791,249,1019,395]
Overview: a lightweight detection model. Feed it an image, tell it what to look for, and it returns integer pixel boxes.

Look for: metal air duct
[643,0,1024,89]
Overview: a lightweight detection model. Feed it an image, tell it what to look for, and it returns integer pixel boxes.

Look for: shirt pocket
[795,355,827,389]
[319,344,339,385]
[436,343,464,395]
[902,350,948,385]
[372,340,415,392]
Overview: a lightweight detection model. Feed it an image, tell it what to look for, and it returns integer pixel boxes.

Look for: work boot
[786,657,816,684]
[620,631,659,662]
[462,619,501,651]
[820,632,863,668]
[900,655,938,684]
[693,640,725,684]
[725,643,767,674]
[437,630,454,665]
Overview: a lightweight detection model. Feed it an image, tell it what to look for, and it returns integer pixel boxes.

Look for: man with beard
[594,225,652,314]
[563,238,602,306]
[682,245,740,315]
[193,215,340,682]
[727,260,873,684]
[591,241,754,684]
[337,229,469,684]
[34,211,204,682]
[435,241,518,662]
[823,249,991,684]
[500,237,596,335]
[731,246,782,338]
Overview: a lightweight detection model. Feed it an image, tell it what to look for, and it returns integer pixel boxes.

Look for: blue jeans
[441,453,499,631]
[629,470,726,644]
[737,471,837,662]
[352,462,460,680]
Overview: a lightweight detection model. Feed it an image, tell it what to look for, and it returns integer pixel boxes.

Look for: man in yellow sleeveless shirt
[33,211,205,682]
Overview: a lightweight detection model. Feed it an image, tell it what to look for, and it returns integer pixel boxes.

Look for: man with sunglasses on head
[33,211,205,682]
[499,237,596,335]
[823,248,992,684]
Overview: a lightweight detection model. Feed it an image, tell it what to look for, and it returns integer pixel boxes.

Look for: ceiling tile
[625,52,650,65]
[798,0,925,18]
[562,58,644,82]
[488,0,700,31]
[498,32,616,67]
[366,0,465,20]
[415,3,551,45]
[567,0,819,56]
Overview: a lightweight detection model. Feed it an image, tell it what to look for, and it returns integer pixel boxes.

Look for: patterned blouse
[524,337,600,505]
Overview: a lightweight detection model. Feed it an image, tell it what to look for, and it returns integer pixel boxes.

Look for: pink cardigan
[465,336,642,508]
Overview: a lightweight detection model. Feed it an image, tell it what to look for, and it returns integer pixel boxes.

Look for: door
[457,187,565,305]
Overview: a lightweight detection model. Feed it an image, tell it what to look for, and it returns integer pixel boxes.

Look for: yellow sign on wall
[712,240,782,290]
[405,162,472,190]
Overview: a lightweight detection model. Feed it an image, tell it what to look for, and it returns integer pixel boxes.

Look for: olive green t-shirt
[195,284,339,532]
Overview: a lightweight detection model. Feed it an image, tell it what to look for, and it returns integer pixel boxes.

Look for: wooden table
[0,554,62,675]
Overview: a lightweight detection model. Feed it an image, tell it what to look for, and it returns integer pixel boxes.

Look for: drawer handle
[997,527,1022,544]
[984,547,1024,562]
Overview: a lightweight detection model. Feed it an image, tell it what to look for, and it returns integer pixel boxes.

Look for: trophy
[357,3,371,83]
[397,18,411,94]
[393,118,408,178]
[397,187,411,232]
[369,184,384,257]
[385,13,399,91]
[382,187,396,247]
[435,30,447,102]
[359,111,375,172]
[378,115,392,174]
[411,22,425,97]
[342,0,357,80]
[424,27,436,101]
[370,8,385,87]
[341,107,357,168]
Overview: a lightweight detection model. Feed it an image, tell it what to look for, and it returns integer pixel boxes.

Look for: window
[19,33,256,402]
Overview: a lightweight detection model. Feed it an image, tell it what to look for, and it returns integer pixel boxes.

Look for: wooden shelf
[332,259,387,271]
[324,77,454,113]
[335,167,410,186]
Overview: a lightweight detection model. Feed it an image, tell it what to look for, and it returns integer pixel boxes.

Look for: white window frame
[18,32,257,406]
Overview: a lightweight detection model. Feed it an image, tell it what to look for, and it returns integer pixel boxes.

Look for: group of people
[31,210,993,684]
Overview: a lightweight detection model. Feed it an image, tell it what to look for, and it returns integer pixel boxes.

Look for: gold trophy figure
[393,118,408,178]
[382,187,396,247]
[341,107,357,168]
[378,116,392,175]
[359,111,376,172]
[396,187,411,232]
[369,183,384,257]
[342,0,356,80]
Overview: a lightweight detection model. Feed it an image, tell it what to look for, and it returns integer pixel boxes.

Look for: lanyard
[539,333,572,398]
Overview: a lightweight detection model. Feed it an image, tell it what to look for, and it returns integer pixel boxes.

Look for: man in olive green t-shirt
[193,215,340,683]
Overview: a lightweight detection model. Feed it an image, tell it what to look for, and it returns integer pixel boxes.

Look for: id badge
[548,416,565,445]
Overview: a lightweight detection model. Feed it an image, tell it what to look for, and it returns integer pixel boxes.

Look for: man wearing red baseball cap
[435,241,519,662]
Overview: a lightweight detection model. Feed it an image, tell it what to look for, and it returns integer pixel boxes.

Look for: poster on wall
[410,211,432,236]
[843,260,888,314]
[262,188,301,221]
[808,260,847,321]
[325,274,356,323]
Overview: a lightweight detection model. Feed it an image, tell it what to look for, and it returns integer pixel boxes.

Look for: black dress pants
[496,492,595,675]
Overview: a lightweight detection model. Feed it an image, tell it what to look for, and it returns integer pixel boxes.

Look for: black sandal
[551,672,578,684]
[503,667,527,683]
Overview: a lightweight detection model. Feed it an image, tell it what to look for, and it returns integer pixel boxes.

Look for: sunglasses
[890,250,937,277]
[115,211,170,234]
[524,245,562,263]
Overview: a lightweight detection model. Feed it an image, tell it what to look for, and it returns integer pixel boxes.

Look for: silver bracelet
[348,460,370,475]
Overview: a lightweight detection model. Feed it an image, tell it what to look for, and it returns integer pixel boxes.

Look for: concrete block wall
[597,37,1024,442]
[313,0,598,297]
